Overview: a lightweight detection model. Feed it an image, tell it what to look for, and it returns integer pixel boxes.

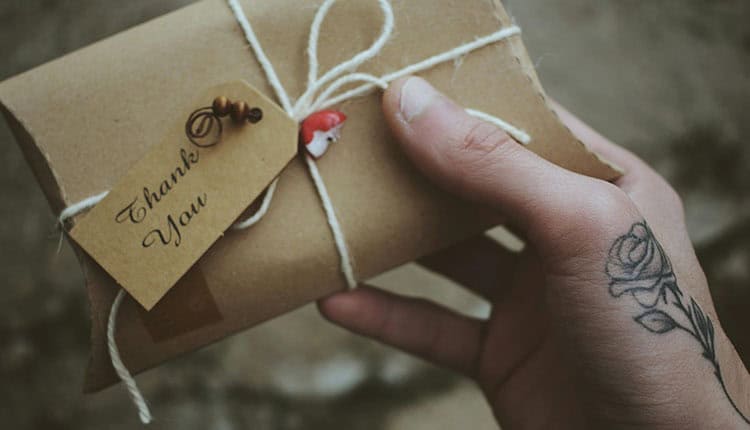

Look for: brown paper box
[0,0,619,392]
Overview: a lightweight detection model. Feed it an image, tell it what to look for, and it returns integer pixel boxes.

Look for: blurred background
[1,0,748,428]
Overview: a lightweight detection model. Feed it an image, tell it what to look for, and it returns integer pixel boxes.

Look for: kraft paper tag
[71,81,297,310]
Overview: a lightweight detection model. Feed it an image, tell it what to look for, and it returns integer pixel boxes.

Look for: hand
[318,77,750,429]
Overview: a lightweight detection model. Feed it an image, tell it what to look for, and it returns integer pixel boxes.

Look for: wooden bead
[230,101,249,123]
[247,107,263,123]
[212,96,231,117]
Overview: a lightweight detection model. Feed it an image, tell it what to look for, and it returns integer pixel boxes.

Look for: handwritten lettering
[142,193,207,248]
[114,148,200,224]
[115,197,147,224]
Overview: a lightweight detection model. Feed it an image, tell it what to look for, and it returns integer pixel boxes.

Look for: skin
[317,76,750,429]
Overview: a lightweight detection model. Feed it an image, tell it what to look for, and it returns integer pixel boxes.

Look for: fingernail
[399,77,438,123]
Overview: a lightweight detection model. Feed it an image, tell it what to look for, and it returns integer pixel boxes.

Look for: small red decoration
[300,110,347,158]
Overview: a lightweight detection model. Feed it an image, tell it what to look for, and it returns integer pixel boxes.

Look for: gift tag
[71,81,297,310]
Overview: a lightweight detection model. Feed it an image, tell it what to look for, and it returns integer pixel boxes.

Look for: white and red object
[299,110,347,158]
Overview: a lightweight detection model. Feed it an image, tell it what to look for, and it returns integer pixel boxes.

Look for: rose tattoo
[606,222,749,424]
[606,222,677,308]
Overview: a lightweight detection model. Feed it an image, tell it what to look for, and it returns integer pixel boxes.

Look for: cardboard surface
[70,81,297,309]
[0,0,620,391]
[137,266,223,342]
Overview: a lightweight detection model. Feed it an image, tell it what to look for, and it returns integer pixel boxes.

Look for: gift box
[0,0,619,394]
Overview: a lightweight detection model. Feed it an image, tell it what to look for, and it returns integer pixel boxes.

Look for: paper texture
[0,0,620,392]
[137,266,222,342]
[70,81,297,309]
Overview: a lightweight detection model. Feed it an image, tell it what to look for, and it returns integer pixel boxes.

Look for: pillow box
[0,0,620,392]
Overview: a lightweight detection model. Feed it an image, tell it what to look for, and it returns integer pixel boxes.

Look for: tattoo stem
[607,221,749,425]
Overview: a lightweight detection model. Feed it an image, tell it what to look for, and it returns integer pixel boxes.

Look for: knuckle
[548,182,635,239]
[376,296,398,337]
[583,182,638,225]
[657,177,686,217]
[454,120,517,164]
[405,297,443,356]
[538,182,639,266]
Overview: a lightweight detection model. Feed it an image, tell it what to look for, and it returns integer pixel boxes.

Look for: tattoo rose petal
[606,222,675,308]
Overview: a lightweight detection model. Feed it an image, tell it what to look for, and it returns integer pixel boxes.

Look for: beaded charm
[185,96,263,147]
[299,110,347,158]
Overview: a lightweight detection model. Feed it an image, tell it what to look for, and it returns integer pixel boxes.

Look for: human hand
[318,76,750,429]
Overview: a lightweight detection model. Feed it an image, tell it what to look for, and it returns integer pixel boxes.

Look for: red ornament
[299,110,347,158]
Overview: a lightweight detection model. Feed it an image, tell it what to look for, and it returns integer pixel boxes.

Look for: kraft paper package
[0,0,620,392]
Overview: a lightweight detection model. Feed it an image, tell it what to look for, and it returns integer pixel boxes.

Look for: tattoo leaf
[688,297,717,361]
[634,309,677,334]
[607,221,749,423]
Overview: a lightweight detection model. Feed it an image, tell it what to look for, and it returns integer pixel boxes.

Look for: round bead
[212,96,231,117]
[247,107,263,123]
[230,101,249,123]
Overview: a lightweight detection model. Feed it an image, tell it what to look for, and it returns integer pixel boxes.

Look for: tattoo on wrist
[606,221,749,425]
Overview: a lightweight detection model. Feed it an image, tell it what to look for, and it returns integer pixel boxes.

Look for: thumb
[382,76,611,239]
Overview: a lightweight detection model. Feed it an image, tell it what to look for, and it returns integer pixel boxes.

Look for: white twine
[57,0,528,424]
[58,190,109,224]
[466,108,531,145]
[303,153,357,287]
[107,289,153,424]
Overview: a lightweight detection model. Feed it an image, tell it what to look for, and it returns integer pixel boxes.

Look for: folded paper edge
[0,98,109,394]
[0,102,69,213]
[490,0,623,180]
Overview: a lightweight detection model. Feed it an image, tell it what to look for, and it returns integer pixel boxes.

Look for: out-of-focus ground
[0,0,748,428]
